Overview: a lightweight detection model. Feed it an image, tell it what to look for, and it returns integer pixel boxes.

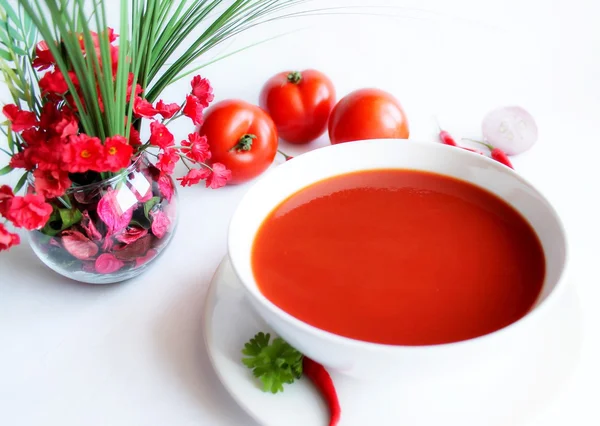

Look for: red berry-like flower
[5,194,53,230]
[190,75,214,108]
[182,95,204,126]
[181,133,210,163]
[0,223,20,251]
[33,169,72,199]
[206,163,231,189]
[149,121,175,149]
[156,149,179,174]
[103,135,134,172]
[133,97,158,118]
[155,100,181,119]
[2,104,38,132]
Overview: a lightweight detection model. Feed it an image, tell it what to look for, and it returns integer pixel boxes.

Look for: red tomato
[328,88,409,144]
[259,69,336,144]
[199,100,278,185]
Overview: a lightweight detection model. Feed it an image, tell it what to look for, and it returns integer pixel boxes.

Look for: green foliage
[242,332,304,394]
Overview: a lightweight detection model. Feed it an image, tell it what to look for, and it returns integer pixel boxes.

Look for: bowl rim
[227,139,570,353]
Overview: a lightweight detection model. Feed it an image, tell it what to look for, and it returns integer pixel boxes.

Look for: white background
[1,0,599,425]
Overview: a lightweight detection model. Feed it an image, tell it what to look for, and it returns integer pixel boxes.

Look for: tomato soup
[251,170,545,346]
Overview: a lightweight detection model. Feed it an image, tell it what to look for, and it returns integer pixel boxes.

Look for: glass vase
[27,154,178,284]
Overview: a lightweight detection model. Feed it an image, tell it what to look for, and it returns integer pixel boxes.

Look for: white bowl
[227,139,568,379]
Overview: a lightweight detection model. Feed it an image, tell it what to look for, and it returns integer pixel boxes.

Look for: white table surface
[1,1,599,425]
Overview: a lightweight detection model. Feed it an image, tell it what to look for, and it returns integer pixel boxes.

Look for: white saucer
[203,256,582,426]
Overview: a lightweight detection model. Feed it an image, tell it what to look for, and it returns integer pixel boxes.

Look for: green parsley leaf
[241,332,304,394]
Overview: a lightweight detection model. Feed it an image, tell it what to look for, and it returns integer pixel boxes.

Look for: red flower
[33,169,71,199]
[30,137,68,172]
[177,168,210,187]
[20,128,46,147]
[206,163,231,189]
[39,70,69,96]
[133,97,158,118]
[64,134,104,173]
[155,100,180,119]
[0,223,20,251]
[158,174,174,202]
[103,135,133,172]
[181,133,211,163]
[9,151,33,170]
[126,73,142,102]
[32,41,55,71]
[156,149,179,174]
[129,126,142,147]
[5,194,53,230]
[95,253,125,274]
[88,27,118,47]
[2,104,38,132]
[182,95,204,126]
[190,75,214,108]
[149,121,174,149]
[0,185,14,217]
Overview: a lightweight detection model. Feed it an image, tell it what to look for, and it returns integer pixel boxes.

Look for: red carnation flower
[206,163,231,189]
[30,137,68,172]
[129,126,141,147]
[181,133,210,163]
[2,104,38,132]
[5,194,53,230]
[0,185,14,217]
[182,95,204,126]
[190,75,214,108]
[39,70,69,96]
[155,100,180,119]
[149,121,174,149]
[156,149,179,174]
[0,223,20,251]
[177,168,210,187]
[32,41,55,71]
[33,169,72,199]
[133,97,158,118]
[126,73,142,102]
[64,134,104,173]
[103,135,133,172]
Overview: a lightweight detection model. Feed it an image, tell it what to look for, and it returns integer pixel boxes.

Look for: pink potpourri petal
[115,226,148,244]
[95,253,125,274]
[61,230,99,260]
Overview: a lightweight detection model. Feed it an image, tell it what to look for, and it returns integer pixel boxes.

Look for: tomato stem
[233,134,256,152]
[287,71,302,84]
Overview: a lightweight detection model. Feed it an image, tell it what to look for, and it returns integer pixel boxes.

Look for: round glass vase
[27,154,178,284]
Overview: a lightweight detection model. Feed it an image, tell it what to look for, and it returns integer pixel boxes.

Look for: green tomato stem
[233,134,257,152]
[287,71,302,84]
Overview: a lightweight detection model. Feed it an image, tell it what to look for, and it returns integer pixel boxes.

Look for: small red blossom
[5,194,53,230]
[0,185,14,217]
[9,151,34,170]
[30,137,67,172]
[129,126,142,147]
[190,76,214,108]
[95,253,125,274]
[20,128,46,148]
[206,163,231,189]
[103,135,133,172]
[64,134,104,173]
[181,133,211,162]
[32,41,55,71]
[150,209,171,239]
[126,73,142,102]
[157,174,174,202]
[33,169,71,199]
[2,104,38,132]
[149,121,175,149]
[156,149,179,174]
[133,97,158,118]
[177,168,210,187]
[155,100,180,119]
[182,95,204,126]
[39,69,69,95]
[0,223,20,251]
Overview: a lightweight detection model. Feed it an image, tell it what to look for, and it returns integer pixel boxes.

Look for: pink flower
[177,168,210,187]
[150,209,170,239]
[158,174,174,202]
[0,223,20,251]
[33,169,71,199]
[115,226,148,244]
[191,75,214,108]
[149,121,175,149]
[206,163,232,189]
[182,95,204,126]
[97,188,134,235]
[61,230,99,260]
[5,194,53,230]
[95,253,125,274]
[81,210,103,241]
[181,133,210,162]
[0,185,15,217]
[2,104,38,132]
[133,97,158,118]
[156,149,179,174]
[155,100,180,119]
[135,249,158,268]
[102,135,133,172]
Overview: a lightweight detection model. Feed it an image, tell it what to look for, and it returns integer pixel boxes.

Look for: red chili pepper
[463,138,514,169]
[302,357,341,426]
[434,118,457,146]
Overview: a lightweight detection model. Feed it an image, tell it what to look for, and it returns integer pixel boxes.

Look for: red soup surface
[251,169,545,346]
